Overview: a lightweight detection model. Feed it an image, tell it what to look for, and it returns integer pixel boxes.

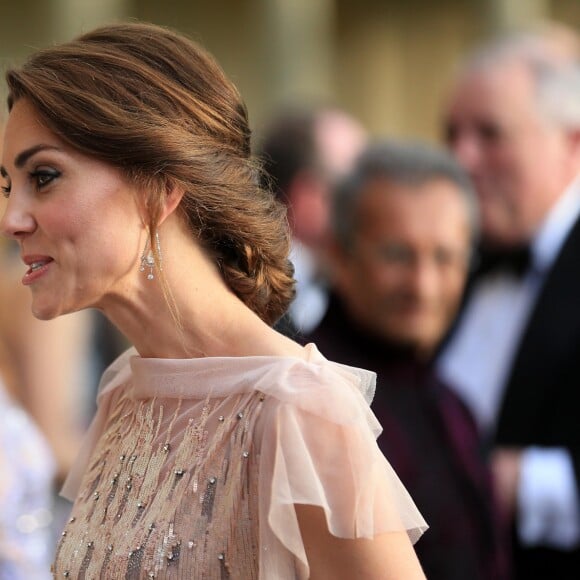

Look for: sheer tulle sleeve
[255,355,428,579]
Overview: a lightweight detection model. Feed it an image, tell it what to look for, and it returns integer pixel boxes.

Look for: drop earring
[140,232,162,280]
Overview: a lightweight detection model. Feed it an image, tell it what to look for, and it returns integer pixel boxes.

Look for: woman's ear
[158,180,186,225]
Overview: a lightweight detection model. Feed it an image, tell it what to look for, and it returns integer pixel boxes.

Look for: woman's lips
[22,257,54,285]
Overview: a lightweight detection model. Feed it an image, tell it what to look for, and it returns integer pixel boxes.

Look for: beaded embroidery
[53,385,266,579]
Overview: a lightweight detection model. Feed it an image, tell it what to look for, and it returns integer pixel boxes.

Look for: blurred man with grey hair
[439,26,580,578]
[308,140,509,580]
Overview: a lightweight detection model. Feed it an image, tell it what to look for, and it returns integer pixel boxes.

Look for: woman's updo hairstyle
[6,22,295,325]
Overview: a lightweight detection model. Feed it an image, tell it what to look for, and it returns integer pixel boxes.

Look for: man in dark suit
[438,27,580,578]
[307,141,509,579]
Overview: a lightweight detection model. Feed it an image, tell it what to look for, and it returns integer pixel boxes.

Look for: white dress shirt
[438,177,580,549]
[288,239,328,334]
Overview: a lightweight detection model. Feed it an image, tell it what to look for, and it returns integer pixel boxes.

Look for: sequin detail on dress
[55,346,428,579]
[53,385,265,579]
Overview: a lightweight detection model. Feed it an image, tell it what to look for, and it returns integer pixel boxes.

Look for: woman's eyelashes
[0,167,61,198]
[0,168,10,198]
[30,168,61,191]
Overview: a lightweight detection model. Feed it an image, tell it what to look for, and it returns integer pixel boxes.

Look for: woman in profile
[0,22,426,579]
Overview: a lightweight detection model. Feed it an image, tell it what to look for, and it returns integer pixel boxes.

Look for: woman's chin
[31,301,66,321]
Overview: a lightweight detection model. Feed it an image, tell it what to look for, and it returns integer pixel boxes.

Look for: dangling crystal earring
[140,232,162,280]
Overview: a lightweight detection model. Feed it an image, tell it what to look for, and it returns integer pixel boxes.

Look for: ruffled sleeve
[255,349,428,579]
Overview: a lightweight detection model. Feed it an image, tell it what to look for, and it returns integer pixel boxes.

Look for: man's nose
[408,259,440,300]
[449,132,482,175]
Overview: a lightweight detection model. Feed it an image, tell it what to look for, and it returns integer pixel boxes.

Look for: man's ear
[572,128,580,149]
[158,180,186,226]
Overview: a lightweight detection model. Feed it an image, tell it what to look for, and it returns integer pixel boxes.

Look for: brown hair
[6,22,295,324]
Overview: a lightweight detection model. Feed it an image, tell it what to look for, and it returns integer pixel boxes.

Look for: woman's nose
[0,196,37,239]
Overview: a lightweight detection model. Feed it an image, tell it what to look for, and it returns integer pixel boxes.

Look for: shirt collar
[531,174,580,273]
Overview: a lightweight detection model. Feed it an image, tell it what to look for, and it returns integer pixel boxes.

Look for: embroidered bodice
[53,345,426,579]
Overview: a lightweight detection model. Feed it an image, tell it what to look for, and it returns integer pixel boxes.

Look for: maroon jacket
[306,294,510,580]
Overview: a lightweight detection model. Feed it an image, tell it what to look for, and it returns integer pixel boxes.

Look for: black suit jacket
[453,215,580,578]
[495,216,580,479]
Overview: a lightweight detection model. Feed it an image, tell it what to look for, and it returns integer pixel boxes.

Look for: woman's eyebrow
[13,144,62,168]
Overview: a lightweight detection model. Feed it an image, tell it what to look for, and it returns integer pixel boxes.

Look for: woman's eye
[31,169,61,190]
[1,185,11,199]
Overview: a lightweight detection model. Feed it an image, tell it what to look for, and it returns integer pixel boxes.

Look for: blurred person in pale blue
[0,148,59,577]
[0,383,54,579]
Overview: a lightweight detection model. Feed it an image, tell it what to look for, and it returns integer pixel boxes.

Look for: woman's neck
[99,227,302,360]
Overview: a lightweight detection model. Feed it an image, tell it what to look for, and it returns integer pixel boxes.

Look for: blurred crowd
[1,19,579,580]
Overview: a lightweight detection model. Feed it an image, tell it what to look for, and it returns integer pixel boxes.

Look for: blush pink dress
[53,344,427,579]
